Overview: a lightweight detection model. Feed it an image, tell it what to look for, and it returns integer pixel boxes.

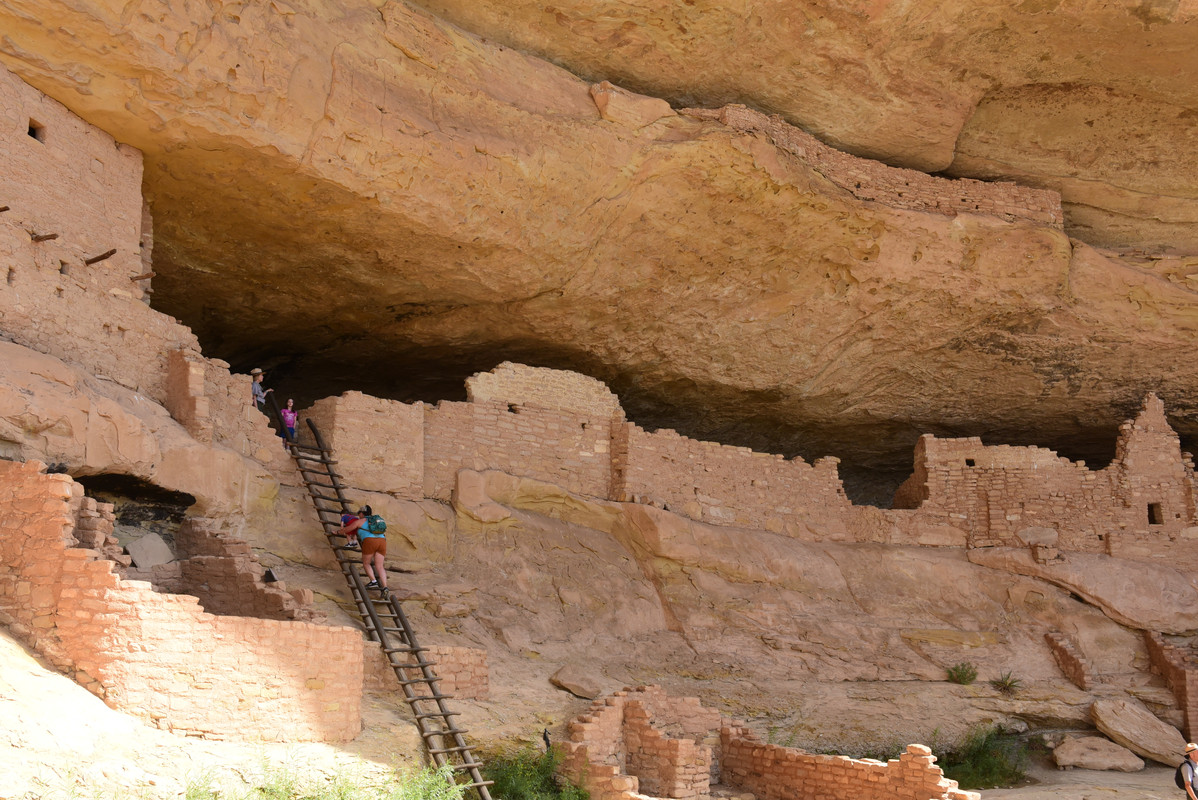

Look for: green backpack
[365,514,387,535]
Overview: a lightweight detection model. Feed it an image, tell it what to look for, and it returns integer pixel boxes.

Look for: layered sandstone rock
[2,5,1198,494]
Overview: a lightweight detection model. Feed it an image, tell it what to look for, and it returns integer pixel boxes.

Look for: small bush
[938,727,1028,790]
[483,746,588,800]
[946,662,977,685]
[989,671,1022,695]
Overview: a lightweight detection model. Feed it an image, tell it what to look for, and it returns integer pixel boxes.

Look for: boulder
[550,663,604,699]
[1052,736,1144,772]
[1091,697,1187,767]
[1015,527,1058,548]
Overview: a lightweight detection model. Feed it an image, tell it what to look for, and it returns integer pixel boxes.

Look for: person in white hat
[1183,743,1198,800]
[249,368,272,410]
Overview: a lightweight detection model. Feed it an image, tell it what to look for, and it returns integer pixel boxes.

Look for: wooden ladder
[285,416,494,799]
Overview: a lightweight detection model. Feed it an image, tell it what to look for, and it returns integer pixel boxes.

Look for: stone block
[125,533,175,569]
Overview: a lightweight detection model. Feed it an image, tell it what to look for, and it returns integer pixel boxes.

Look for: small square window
[965,458,976,467]
[1148,503,1164,526]
[27,119,45,142]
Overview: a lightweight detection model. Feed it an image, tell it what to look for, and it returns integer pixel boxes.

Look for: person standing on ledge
[249,367,272,410]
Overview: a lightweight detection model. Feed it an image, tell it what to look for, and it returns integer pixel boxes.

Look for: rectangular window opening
[1148,502,1164,526]
[59,261,70,276]
[965,458,976,467]
[27,119,45,142]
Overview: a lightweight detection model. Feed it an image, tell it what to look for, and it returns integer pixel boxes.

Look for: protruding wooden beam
[31,232,58,242]
[129,271,156,281]
[0,206,10,213]
[84,248,117,265]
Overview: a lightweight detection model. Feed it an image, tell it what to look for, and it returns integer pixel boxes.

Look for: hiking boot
[343,540,359,550]
[364,580,379,589]
[379,587,390,599]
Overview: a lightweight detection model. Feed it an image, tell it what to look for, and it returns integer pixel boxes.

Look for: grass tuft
[938,726,1028,790]
[945,662,978,685]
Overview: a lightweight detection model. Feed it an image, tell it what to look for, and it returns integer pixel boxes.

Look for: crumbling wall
[894,395,1198,556]
[0,459,362,742]
[1045,632,1093,691]
[561,685,976,800]
[466,361,624,420]
[721,736,976,800]
[689,104,1063,228]
[1145,632,1198,741]
[613,423,851,538]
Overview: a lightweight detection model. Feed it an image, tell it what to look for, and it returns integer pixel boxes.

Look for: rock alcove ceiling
[3,1,1198,503]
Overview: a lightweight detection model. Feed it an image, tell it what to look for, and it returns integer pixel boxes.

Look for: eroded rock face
[3,2,1198,496]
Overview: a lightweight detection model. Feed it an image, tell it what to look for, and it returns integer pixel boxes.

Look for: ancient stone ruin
[5,13,1198,797]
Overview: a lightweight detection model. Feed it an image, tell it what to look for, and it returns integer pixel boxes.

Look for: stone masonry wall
[0,63,287,480]
[613,423,851,538]
[561,686,976,800]
[0,459,363,742]
[303,392,425,499]
[893,395,1198,556]
[465,361,624,420]
[0,60,147,299]
[1045,632,1093,691]
[721,737,977,800]
[363,643,489,700]
[687,104,1063,228]
[1145,632,1198,741]
[423,398,614,501]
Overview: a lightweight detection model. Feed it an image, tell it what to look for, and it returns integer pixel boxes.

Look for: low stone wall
[560,685,976,800]
[0,459,363,742]
[722,737,976,800]
[1045,632,1093,691]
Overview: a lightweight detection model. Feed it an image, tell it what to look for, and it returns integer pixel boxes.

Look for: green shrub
[989,671,1022,695]
[938,727,1028,790]
[946,662,978,685]
[483,746,588,800]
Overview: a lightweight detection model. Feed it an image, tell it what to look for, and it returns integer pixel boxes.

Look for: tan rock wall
[303,392,424,499]
[0,459,363,742]
[689,104,1063,229]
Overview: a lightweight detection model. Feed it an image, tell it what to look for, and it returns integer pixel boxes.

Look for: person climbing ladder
[341,506,388,598]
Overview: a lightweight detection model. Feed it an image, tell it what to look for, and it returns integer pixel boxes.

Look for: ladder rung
[414,711,460,719]
[293,454,337,464]
[408,693,454,702]
[289,442,328,453]
[395,661,436,670]
[463,780,495,789]
[383,645,427,654]
[309,493,342,503]
[450,762,483,771]
[426,745,472,755]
